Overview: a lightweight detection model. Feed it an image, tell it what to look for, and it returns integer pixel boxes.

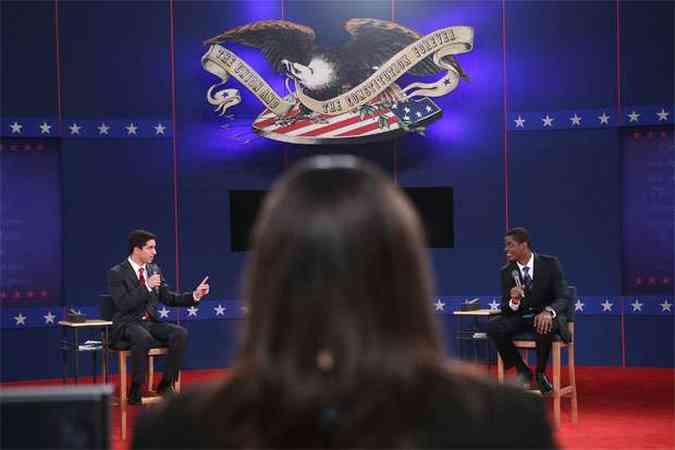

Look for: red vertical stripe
[616,0,626,368]
[169,0,181,293]
[391,0,398,184]
[501,0,510,232]
[620,299,627,367]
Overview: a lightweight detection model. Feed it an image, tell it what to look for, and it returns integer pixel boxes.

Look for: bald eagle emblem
[202,19,474,145]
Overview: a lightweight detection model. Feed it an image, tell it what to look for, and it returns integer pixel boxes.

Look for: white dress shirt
[509,253,556,317]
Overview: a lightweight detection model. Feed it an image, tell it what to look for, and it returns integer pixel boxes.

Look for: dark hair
[204,155,446,447]
[127,229,157,255]
[505,227,531,247]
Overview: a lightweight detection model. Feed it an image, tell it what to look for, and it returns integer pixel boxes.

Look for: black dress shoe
[536,372,553,394]
[507,368,532,389]
[516,368,533,389]
[128,382,142,405]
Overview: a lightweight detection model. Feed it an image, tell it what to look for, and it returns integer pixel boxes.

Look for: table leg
[102,327,110,384]
[92,350,97,384]
[472,317,479,362]
[456,316,463,359]
[74,328,79,384]
[61,326,67,384]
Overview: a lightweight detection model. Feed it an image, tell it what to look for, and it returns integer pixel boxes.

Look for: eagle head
[281,56,339,99]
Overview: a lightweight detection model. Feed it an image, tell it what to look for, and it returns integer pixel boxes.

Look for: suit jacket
[500,254,571,342]
[107,260,196,341]
[132,371,557,449]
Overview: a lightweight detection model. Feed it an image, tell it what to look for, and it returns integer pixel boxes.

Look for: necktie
[138,267,150,320]
[522,266,533,292]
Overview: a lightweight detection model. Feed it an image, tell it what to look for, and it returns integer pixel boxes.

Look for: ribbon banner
[202,25,473,117]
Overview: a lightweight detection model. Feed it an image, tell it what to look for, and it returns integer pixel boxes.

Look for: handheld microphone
[146,265,160,293]
[511,270,522,289]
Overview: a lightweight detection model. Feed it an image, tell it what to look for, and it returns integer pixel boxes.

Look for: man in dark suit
[107,229,210,404]
[487,227,570,394]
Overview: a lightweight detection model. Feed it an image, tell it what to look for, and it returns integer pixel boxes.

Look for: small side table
[59,320,112,384]
[452,309,500,363]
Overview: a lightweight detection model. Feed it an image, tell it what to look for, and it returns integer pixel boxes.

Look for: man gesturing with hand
[108,229,210,404]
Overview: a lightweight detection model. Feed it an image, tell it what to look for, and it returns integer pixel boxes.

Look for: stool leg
[147,355,155,392]
[119,352,127,408]
[121,408,127,441]
[552,343,561,427]
[497,354,504,383]
[175,371,181,393]
[569,342,578,423]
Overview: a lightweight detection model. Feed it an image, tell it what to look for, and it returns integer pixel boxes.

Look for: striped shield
[252,97,442,145]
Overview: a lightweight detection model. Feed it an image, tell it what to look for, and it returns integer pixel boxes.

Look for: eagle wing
[343,18,466,78]
[204,20,316,73]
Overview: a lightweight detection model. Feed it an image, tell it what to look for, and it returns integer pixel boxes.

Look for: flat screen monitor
[229,186,454,251]
[1,384,112,449]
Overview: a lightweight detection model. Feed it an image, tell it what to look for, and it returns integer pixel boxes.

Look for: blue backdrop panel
[0,1,58,117]
[506,1,616,111]
[286,0,391,36]
[2,1,675,382]
[181,320,242,370]
[0,141,62,307]
[61,140,176,306]
[622,130,674,295]
[574,316,622,366]
[401,131,505,295]
[620,1,675,107]
[58,1,171,117]
[509,130,622,295]
[1,328,66,382]
[624,316,674,368]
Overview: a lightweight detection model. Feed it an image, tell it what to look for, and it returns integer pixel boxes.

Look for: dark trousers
[486,313,558,373]
[121,321,188,385]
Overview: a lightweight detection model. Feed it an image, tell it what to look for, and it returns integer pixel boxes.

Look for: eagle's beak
[281,59,312,83]
[281,59,298,79]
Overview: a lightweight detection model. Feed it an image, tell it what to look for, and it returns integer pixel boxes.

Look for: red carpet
[3,366,673,449]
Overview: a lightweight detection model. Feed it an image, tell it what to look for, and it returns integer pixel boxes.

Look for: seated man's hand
[147,274,162,289]
[510,286,524,303]
[534,311,553,334]
[193,276,210,301]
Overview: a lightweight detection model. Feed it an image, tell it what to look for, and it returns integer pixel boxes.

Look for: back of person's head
[206,155,447,447]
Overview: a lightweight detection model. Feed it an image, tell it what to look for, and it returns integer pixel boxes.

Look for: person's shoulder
[537,254,562,271]
[500,262,514,272]
[436,366,545,413]
[537,254,559,264]
[109,260,129,274]
[132,382,222,449]
[426,367,556,448]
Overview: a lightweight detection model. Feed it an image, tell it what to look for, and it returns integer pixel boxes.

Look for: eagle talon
[378,115,390,129]
[359,104,377,119]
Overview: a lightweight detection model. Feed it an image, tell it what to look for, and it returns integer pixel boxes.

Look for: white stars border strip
[2,119,170,138]
[3,297,674,328]
[510,106,672,131]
